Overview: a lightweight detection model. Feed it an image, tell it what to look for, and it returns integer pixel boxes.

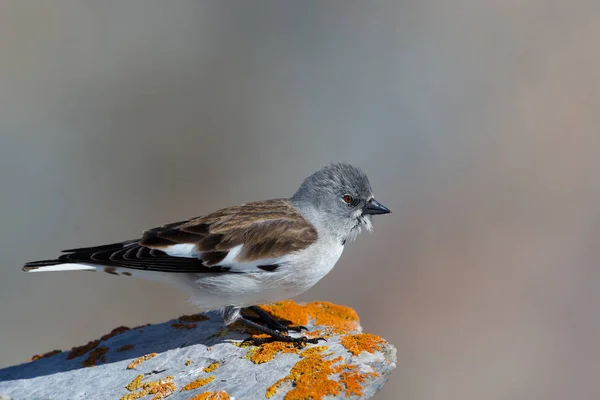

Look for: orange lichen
[66,325,131,360]
[337,366,379,397]
[265,346,377,399]
[203,362,220,373]
[298,345,329,358]
[241,301,362,365]
[340,333,385,356]
[235,300,359,361]
[306,329,327,339]
[100,326,131,341]
[132,323,150,334]
[228,321,264,336]
[67,339,100,360]
[185,360,192,366]
[178,313,209,323]
[310,302,360,333]
[266,352,344,399]
[181,376,215,391]
[117,344,136,352]
[188,391,230,400]
[171,323,197,330]
[127,353,157,369]
[246,341,299,364]
[31,349,61,361]
[82,347,108,367]
[258,300,360,335]
[122,375,176,400]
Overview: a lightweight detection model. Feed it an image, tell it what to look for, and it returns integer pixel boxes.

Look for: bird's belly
[187,241,344,309]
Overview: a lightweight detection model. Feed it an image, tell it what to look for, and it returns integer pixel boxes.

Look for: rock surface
[0,301,396,399]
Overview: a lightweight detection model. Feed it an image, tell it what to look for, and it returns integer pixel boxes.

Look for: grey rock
[0,301,396,399]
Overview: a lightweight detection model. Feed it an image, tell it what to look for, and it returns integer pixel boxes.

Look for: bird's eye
[342,194,354,204]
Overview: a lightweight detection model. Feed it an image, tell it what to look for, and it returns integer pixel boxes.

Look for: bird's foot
[237,313,324,347]
[244,306,308,333]
[242,333,326,347]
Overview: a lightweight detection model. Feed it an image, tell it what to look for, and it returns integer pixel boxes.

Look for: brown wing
[139,199,318,266]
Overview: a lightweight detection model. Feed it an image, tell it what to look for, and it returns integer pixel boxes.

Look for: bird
[23,163,391,345]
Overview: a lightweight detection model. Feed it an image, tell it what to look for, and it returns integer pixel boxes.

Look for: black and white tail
[22,258,97,272]
[22,237,221,275]
[22,240,139,273]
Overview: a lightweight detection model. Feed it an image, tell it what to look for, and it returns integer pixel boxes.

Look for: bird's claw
[242,335,326,347]
[287,325,309,333]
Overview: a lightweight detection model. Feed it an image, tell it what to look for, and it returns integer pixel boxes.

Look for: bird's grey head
[291,163,390,242]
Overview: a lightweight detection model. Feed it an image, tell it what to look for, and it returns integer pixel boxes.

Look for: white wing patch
[161,243,199,258]
[161,243,286,273]
[221,257,284,272]
[220,245,243,264]
[206,244,284,273]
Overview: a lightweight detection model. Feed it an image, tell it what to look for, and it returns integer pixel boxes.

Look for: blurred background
[1,1,600,399]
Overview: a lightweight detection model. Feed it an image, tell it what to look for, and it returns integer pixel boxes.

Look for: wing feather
[140,198,318,267]
[51,199,317,274]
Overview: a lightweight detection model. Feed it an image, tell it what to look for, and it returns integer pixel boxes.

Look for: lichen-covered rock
[0,301,396,399]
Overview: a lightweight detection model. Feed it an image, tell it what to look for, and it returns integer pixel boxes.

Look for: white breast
[286,238,345,289]
[184,238,345,309]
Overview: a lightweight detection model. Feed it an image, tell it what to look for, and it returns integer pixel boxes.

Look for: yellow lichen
[203,362,220,373]
[126,374,144,391]
[180,376,215,391]
[117,344,136,352]
[127,353,157,369]
[171,323,197,330]
[31,349,61,361]
[265,346,377,399]
[121,375,176,400]
[178,313,209,323]
[340,333,386,356]
[82,347,108,367]
[185,360,192,366]
[188,391,230,400]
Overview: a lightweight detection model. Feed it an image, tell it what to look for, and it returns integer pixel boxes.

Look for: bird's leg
[237,316,325,347]
[244,306,308,333]
[227,305,320,345]
[223,306,242,325]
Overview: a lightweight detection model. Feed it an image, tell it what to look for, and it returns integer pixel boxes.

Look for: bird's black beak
[363,198,391,215]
